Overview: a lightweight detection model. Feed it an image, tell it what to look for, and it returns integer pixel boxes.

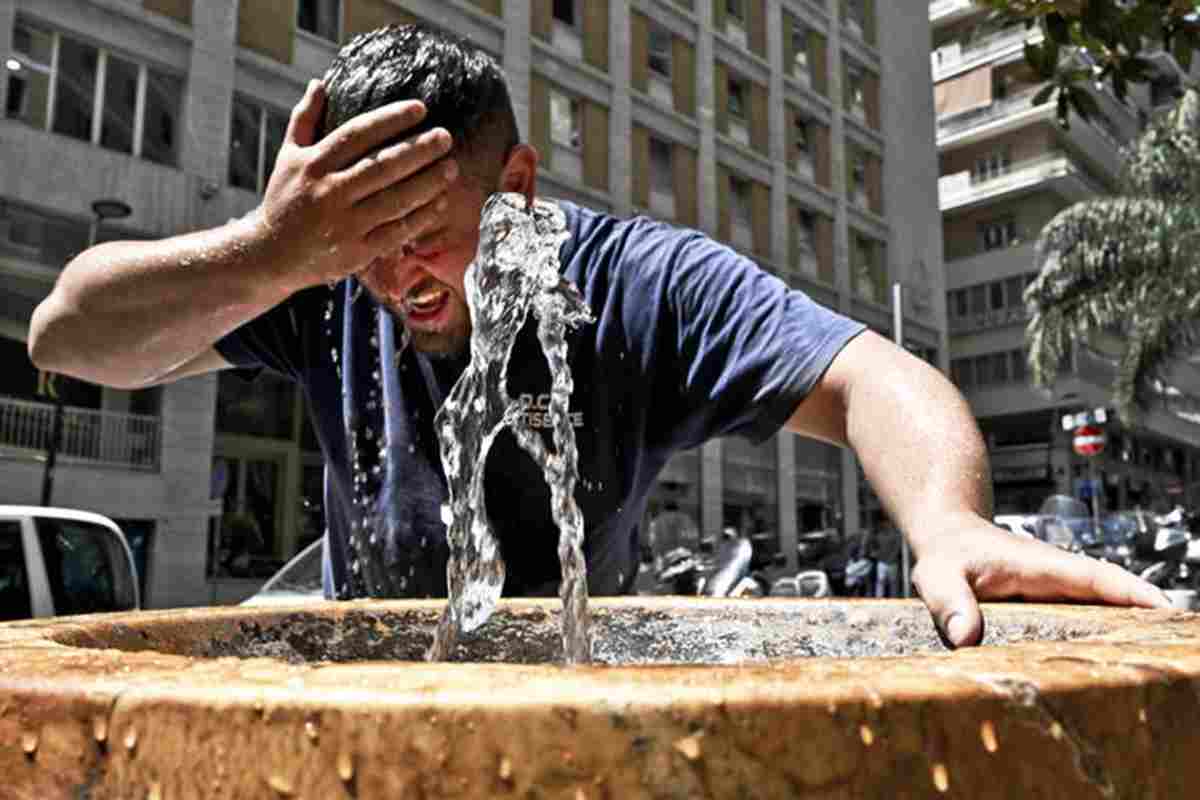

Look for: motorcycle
[646,529,832,599]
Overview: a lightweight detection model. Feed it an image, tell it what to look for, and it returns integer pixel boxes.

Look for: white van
[0,506,140,621]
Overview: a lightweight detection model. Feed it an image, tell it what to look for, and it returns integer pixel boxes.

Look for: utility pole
[39,198,131,506]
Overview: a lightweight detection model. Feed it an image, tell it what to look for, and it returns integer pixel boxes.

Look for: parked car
[993,514,1039,539]
[241,538,324,606]
[0,506,139,621]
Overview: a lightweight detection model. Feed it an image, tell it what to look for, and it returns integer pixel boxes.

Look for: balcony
[949,304,1029,335]
[0,396,160,470]
[929,0,979,27]
[939,151,1104,213]
[932,25,1040,81]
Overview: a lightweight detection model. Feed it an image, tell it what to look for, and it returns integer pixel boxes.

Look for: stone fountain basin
[2,597,1200,799]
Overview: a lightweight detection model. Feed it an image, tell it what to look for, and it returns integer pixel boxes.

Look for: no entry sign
[1073,424,1106,457]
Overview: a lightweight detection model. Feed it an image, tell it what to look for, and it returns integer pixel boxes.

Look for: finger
[363,206,449,254]
[287,79,325,148]
[912,559,984,649]
[351,159,458,233]
[1017,549,1172,609]
[340,129,455,204]
[314,100,428,172]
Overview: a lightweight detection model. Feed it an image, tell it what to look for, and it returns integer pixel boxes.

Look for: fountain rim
[2,598,1199,701]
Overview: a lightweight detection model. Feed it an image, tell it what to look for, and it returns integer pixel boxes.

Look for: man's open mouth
[403,282,451,321]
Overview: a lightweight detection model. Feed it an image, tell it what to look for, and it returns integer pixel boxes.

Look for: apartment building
[931,0,1200,514]
[0,0,942,607]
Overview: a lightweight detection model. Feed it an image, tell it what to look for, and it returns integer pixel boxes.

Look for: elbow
[27,299,64,373]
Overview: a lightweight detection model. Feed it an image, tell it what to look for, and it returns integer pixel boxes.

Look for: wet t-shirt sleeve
[213,289,321,380]
[574,212,865,449]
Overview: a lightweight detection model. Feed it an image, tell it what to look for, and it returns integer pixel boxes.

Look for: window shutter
[750,82,769,154]
[809,31,827,96]
[532,0,553,42]
[751,180,771,257]
[749,0,767,58]
[672,37,696,117]
[583,0,610,72]
[714,62,729,135]
[633,125,651,208]
[631,12,650,94]
[673,143,699,227]
[237,0,294,64]
[530,75,551,171]
[864,72,880,129]
[582,101,610,192]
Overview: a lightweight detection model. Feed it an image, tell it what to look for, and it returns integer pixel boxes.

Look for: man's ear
[499,143,538,206]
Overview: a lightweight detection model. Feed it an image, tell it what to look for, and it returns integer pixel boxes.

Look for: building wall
[0,0,945,604]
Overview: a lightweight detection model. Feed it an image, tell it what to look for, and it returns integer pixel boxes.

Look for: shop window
[297,0,341,41]
[209,456,283,579]
[971,148,1011,183]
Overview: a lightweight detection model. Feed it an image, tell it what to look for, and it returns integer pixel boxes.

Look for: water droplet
[980,720,998,752]
[21,730,38,756]
[93,715,108,744]
[672,734,702,761]
[1138,708,1148,724]
[498,755,513,781]
[305,720,319,742]
[124,727,138,752]
[1049,721,1063,740]
[859,724,874,746]
[147,782,163,800]
[932,763,949,793]
[337,751,355,782]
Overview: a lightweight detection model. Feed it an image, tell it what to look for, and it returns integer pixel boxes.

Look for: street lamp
[40,198,133,506]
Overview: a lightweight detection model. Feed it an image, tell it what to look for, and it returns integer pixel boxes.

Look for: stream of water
[425,193,595,664]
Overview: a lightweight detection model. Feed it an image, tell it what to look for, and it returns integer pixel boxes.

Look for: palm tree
[1026,87,1200,422]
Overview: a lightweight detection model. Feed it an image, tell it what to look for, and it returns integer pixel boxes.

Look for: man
[868,511,903,598]
[28,24,1167,648]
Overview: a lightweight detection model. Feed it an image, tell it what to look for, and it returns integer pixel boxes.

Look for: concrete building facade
[931,0,1200,515]
[1,0,943,607]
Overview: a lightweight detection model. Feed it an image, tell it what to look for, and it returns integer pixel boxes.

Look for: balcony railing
[937,85,1044,138]
[0,396,161,470]
[932,25,1039,76]
[940,150,1099,209]
[949,305,1029,334]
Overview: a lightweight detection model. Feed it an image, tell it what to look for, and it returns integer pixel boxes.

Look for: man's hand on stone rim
[909,511,1172,648]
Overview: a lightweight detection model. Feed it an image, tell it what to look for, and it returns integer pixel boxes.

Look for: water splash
[427,193,595,664]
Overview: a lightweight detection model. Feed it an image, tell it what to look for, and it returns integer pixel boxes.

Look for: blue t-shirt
[214,201,864,599]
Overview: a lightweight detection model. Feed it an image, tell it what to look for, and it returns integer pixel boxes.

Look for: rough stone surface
[2,598,1199,798]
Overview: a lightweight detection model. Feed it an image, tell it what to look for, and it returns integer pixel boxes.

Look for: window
[797,209,816,252]
[210,456,285,578]
[726,0,745,22]
[846,63,866,115]
[0,521,31,621]
[1005,276,1026,309]
[792,18,809,78]
[969,284,986,315]
[971,148,1011,183]
[1010,349,1027,382]
[980,218,1019,251]
[730,176,752,227]
[297,0,340,41]
[851,153,867,204]
[553,0,579,27]
[989,281,1005,311]
[793,115,810,157]
[549,89,581,150]
[5,21,183,166]
[649,136,673,194]
[229,95,289,193]
[844,0,865,32]
[35,517,137,615]
[949,288,968,318]
[649,23,672,78]
[727,77,746,119]
[951,358,972,388]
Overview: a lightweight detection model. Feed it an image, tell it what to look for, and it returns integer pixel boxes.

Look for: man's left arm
[788,330,1169,647]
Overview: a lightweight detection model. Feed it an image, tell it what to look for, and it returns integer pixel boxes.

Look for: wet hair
[320,23,519,180]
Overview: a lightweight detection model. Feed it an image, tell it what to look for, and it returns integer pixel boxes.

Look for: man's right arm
[29,79,457,389]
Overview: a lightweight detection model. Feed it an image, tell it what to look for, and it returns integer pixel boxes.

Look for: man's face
[358,165,493,358]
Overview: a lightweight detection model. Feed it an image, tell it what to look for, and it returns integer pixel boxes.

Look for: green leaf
[1046,12,1070,44]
